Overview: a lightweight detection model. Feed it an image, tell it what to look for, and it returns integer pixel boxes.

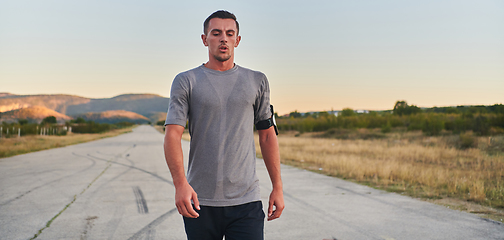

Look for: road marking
[133,186,149,214]
[127,208,178,240]
[29,145,135,239]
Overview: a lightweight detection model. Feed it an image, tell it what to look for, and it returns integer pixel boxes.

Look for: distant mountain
[0,93,170,124]
[65,94,169,116]
[0,93,15,98]
[0,94,90,114]
[0,106,72,123]
[73,110,150,124]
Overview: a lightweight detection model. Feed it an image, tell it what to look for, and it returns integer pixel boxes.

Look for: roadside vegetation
[255,130,504,222]
[257,102,504,222]
[0,116,136,158]
[277,102,504,137]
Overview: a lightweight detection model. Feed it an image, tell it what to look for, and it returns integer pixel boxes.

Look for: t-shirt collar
[200,63,239,75]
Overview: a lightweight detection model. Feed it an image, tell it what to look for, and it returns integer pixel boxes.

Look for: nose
[219,35,227,43]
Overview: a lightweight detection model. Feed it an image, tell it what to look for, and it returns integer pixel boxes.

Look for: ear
[234,35,241,47]
[201,34,208,46]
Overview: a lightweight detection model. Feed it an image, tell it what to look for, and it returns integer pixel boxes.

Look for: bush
[74,117,87,124]
[340,108,356,117]
[41,116,57,124]
[381,122,392,133]
[275,103,502,137]
[459,131,478,149]
[489,127,504,135]
[70,121,134,134]
[57,130,68,136]
[486,135,504,154]
[115,121,134,128]
[422,115,444,136]
[18,119,29,125]
[473,115,490,135]
[71,122,113,133]
[319,128,385,140]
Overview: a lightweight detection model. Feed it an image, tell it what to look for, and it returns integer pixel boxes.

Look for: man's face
[202,18,241,62]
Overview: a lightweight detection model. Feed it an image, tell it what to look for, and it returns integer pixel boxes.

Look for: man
[163,10,284,240]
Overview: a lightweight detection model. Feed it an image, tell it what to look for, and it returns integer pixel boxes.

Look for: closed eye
[210,29,222,36]
[226,30,235,37]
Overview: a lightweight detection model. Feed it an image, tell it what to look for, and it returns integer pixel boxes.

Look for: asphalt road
[0,125,502,240]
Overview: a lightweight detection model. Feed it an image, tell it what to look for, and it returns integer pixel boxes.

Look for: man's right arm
[163,124,200,218]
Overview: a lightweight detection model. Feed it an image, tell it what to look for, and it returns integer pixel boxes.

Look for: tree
[340,108,355,117]
[74,117,86,123]
[406,105,422,115]
[289,110,302,118]
[393,101,408,116]
[393,100,421,116]
[18,119,29,125]
[41,116,57,125]
[318,111,331,118]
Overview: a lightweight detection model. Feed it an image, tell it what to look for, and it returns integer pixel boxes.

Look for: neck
[204,56,235,72]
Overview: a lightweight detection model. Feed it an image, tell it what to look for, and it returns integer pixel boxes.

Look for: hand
[175,182,200,218]
[267,188,284,221]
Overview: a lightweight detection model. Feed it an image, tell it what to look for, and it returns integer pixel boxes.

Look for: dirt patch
[81,216,98,240]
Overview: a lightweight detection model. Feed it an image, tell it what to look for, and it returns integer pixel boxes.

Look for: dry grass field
[154,125,504,222]
[255,130,504,222]
[0,126,135,158]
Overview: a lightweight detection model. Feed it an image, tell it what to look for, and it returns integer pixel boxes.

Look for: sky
[0,0,503,115]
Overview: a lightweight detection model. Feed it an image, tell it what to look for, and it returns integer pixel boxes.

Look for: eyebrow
[210,29,236,34]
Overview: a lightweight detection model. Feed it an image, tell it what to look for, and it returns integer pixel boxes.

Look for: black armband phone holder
[255,105,278,135]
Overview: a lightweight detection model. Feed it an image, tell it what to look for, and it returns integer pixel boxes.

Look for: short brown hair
[203,10,239,35]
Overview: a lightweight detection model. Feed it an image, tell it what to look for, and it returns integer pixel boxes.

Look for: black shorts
[183,201,265,240]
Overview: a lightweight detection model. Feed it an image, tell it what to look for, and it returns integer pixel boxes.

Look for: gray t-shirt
[165,64,271,207]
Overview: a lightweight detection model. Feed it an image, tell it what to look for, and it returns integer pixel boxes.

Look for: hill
[65,94,169,116]
[0,106,72,123]
[0,93,15,98]
[0,94,90,114]
[0,93,170,124]
[73,110,151,124]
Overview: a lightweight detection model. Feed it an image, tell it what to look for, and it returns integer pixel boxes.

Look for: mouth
[219,45,229,52]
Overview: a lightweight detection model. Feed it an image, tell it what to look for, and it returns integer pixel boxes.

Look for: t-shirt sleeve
[254,73,272,125]
[165,74,190,127]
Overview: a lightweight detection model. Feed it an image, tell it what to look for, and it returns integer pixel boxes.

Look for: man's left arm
[258,126,284,221]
